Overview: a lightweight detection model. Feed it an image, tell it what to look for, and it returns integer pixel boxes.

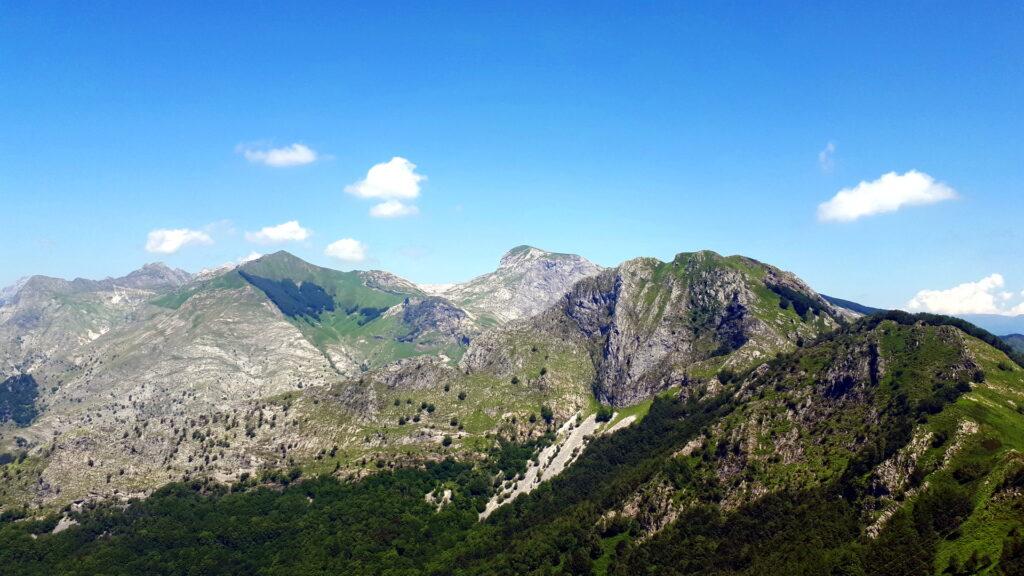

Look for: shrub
[540,405,554,424]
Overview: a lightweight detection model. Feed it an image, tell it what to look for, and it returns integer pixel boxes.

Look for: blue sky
[2,2,1022,313]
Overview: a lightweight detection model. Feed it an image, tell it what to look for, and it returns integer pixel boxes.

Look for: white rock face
[481,413,604,519]
[433,246,602,325]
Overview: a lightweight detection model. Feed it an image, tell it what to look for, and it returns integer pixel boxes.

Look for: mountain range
[2,247,1023,575]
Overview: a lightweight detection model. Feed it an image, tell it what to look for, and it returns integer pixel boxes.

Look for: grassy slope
[152,255,463,371]
[296,327,599,474]
[926,336,1024,572]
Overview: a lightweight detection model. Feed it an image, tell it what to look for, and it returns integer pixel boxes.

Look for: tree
[442,435,453,447]
[541,405,554,424]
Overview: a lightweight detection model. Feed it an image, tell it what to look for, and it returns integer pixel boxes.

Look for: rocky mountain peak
[238,250,320,279]
[443,246,603,325]
[0,276,32,305]
[498,245,551,268]
[116,262,192,290]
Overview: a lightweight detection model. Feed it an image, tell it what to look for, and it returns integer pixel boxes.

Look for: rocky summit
[426,245,602,326]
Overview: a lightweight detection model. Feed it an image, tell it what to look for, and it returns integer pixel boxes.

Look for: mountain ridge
[3,246,1023,576]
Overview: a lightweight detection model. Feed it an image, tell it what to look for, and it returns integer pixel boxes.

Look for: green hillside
[4,313,1022,575]
[152,252,468,371]
[1004,334,1024,354]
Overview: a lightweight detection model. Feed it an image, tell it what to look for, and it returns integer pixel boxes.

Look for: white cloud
[345,157,425,199]
[370,199,420,218]
[239,143,319,167]
[244,221,311,244]
[906,273,1024,315]
[818,141,835,172]
[325,238,367,263]
[145,228,213,254]
[817,170,957,222]
[238,251,263,263]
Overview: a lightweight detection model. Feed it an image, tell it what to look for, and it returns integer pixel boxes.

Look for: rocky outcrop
[360,270,425,296]
[365,355,458,392]
[399,297,471,344]
[431,245,602,325]
[465,251,845,406]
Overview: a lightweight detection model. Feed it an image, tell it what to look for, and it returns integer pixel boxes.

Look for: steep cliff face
[465,250,846,406]
[431,246,602,326]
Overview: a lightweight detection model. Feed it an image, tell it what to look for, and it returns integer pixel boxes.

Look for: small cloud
[345,157,425,199]
[244,220,311,244]
[818,170,957,222]
[325,238,367,263]
[818,141,836,172]
[238,251,263,264]
[370,199,419,218]
[238,143,319,167]
[145,228,213,254]
[345,157,425,217]
[906,273,1022,315]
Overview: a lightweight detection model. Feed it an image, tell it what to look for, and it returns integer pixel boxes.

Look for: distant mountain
[821,294,882,316]
[0,264,192,378]
[427,245,602,326]
[821,295,1024,340]
[156,250,472,374]
[1004,333,1024,353]
[958,313,1024,336]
